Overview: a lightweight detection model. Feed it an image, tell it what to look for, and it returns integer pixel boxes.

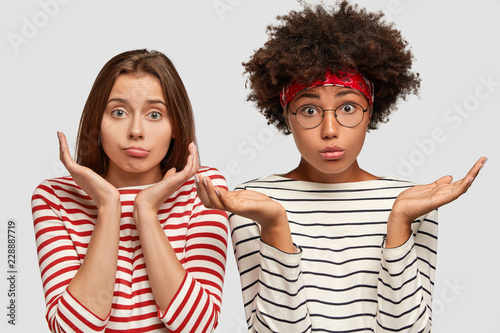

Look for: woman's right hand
[196,175,296,253]
[57,131,121,318]
[58,131,120,209]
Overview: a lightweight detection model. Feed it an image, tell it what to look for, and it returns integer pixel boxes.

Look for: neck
[284,158,377,184]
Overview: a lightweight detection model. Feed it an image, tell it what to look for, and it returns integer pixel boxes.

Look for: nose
[128,116,144,139]
[320,110,339,139]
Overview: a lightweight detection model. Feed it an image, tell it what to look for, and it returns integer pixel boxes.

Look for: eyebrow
[335,89,363,98]
[107,97,167,107]
[294,92,320,102]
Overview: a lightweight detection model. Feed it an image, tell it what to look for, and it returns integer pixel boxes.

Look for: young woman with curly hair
[197,1,486,332]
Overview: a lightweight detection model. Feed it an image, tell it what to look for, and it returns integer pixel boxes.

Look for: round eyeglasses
[290,103,369,129]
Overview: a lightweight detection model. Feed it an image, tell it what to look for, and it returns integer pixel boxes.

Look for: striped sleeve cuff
[161,273,217,333]
[381,234,414,261]
[56,290,109,332]
[253,241,311,332]
[380,234,418,283]
[377,234,428,330]
[259,240,302,266]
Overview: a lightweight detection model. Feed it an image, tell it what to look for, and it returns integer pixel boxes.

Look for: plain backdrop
[1,0,498,332]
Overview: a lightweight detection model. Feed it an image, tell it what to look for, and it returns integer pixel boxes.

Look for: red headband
[280,69,374,109]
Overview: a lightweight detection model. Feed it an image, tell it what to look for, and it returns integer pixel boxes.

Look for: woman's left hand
[386,157,487,247]
[133,142,199,218]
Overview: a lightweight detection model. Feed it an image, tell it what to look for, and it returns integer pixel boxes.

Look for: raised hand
[198,184,287,226]
[131,143,202,311]
[58,131,120,208]
[58,132,122,317]
[133,142,199,216]
[195,175,295,253]
[386,157,487,247]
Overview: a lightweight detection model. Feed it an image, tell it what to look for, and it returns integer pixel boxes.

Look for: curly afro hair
[242,0,421,134]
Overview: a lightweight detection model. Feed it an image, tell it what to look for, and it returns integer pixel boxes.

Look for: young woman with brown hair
[195,2,486,332]
[31,49,228,332]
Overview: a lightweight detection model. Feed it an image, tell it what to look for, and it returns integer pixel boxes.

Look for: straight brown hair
[75,49,196,176]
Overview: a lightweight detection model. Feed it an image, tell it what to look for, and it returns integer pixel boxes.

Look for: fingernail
[215,189,220,196]
[483,157,488,165]
[194,174,199,183]
[203,178,208,186]
[480,158,487,171]
[57,131,61,142]
[469,177,474,184]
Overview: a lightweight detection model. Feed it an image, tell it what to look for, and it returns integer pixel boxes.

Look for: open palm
[196,178,287,228]
[58,131,119,208]
[134,142,199,213]
[392,157,487,223]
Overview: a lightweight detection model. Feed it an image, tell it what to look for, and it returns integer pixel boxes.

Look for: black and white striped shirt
[230,175,437,332]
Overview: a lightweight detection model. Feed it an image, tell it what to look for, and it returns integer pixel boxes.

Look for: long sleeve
[32,179,109,333]
[231,213,311,333]
[229,175,438,332]
[160,168,229,332]
[375,209,438,332]
[32,169,229,332]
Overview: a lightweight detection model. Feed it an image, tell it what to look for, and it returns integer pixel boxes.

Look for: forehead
[292,85,367,104]
[109,73,165,99]
[306,85,363,96]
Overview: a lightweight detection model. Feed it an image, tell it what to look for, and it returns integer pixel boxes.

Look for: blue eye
[147,111,162,120]
[111,109,126,118]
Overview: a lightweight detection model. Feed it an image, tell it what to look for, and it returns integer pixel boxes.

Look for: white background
[1,0,498,332]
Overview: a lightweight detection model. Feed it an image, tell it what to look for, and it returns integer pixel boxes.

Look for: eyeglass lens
[295,103,365,128]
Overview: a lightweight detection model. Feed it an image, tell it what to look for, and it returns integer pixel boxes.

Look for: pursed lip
[320,146,344,153]
[320,146,345,160]
[123,146,149,157]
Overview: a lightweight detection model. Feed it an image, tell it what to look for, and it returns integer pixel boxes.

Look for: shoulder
[234,174,290,191]
[32,176,85,203]
[350,177,417,197]
[31,176,89,216]
[234,175,417,197]
[32,176,77,195]
[372,176,417,189]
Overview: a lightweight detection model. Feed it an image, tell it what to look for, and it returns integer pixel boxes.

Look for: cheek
[346,128,368,155]
[151,121,173,150]
[99,119,113,147]
[290,129,313,152]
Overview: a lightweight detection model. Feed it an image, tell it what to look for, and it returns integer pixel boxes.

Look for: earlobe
[283,109,292,133]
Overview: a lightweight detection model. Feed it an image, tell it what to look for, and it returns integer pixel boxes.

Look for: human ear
[283,109,292,133]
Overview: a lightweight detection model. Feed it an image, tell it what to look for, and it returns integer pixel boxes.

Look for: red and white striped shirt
[31,167,228,333]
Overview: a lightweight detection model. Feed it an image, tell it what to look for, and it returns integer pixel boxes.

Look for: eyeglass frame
[288,102,370,129]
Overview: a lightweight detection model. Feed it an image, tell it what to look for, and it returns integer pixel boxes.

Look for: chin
[313,158,354,174]
[120,163,156,175]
